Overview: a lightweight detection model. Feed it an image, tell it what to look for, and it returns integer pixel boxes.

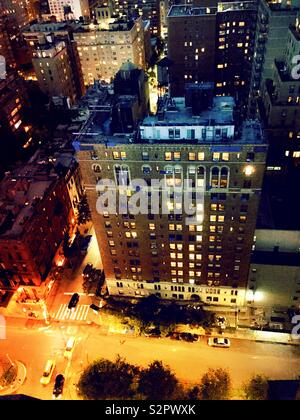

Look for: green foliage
[199,368,231,400]
[77,355,138,400]
[243,374,269,400]
[102,296,215,334]
[137,361,179,400]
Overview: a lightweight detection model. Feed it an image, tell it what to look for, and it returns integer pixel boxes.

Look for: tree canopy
[137,361,179,400]
[243,374,269,400]
[199,368,231,400]
[77,355,138,400]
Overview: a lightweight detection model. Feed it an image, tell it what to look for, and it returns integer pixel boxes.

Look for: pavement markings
[54,304,90,321]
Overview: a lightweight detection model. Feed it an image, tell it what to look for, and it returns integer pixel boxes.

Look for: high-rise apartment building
[0,16,16,70]
[76,85,267,307]
[23,21,85,99]
[0,155,79,291]
[74,17,146,85]
[48,0,90,21]
[168,4,217,96]
[113,0,161,36]
[0,72,31,157]
[249,0,300,114]
[0,0,38,72]
[260,21,300,167]
[31,35,79,105]
[167,2,257,110]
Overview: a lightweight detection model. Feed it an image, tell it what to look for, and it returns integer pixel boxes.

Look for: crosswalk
[53,304,90,321]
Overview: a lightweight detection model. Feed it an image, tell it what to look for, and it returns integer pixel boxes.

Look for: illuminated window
[149,223,155,230]
[165,152,172,161]
[213,152,220,161]
[222,153,229,161]
[189,152,196,161]
[198,152,205,161]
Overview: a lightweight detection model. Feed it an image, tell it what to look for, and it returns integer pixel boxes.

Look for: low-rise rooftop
[142,96,235,127]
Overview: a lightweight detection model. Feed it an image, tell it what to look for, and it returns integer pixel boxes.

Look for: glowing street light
[244,165,255,176]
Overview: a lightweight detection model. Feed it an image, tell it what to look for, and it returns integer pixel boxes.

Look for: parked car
[52,374,65,399]
[40,360,55,385]
[68,293,80,310]
[208,337,231,348]
[180,332,199,342]
[64,337,76,359]
[144,327,161,338]
[167,332,181,340]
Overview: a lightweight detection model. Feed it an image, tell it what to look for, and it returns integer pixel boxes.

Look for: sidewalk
[0,361,27,396]
[209,327,300,346]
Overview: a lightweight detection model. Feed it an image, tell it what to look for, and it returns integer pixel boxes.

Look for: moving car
[40,359,55,385]
[64,336,76,359]
[207,337,231,348]
[52,374,65,399]
[68,293,80,310]
[144,327,161,338]
[82,263,94,278]
[179,332,199,342]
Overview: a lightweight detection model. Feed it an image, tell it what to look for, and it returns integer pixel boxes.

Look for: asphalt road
[1,318,299,400]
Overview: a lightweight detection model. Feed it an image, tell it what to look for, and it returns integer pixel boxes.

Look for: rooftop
[168,2,256,17]
[168,5,217,18]
[0,150,76,238]
[142,96,235,126]
[74,18,136,34]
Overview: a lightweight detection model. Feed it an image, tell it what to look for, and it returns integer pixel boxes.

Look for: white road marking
[53,304,90,322]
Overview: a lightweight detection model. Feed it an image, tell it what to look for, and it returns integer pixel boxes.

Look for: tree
[137,361,179,400]
[243,375,269,400]
[134,294,160,326]
[199,368,231,400]
[77,355,138,400]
